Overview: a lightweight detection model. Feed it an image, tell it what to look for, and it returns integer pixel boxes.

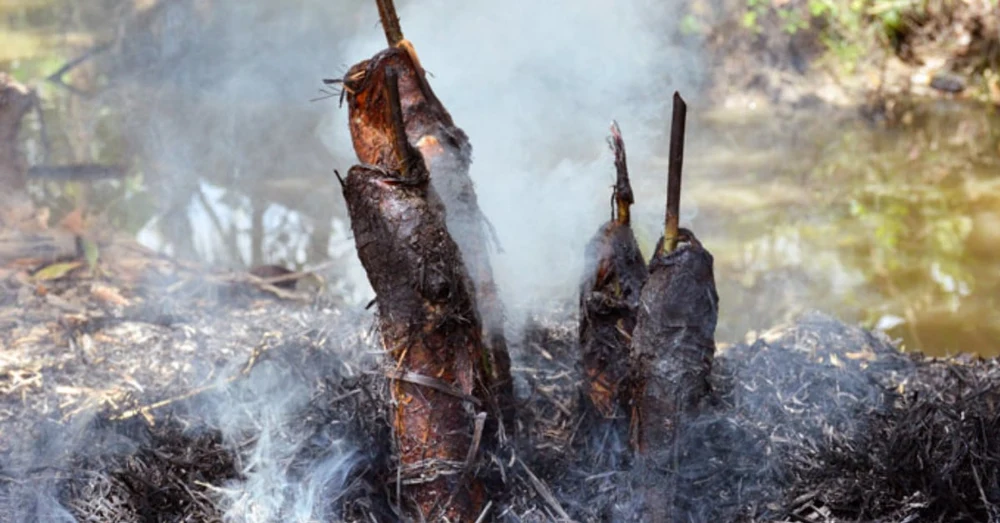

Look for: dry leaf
[33,261,83,281]
[845,350,876,362]
[91,284,130,307]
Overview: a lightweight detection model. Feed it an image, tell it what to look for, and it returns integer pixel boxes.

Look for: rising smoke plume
[324,0,705,316]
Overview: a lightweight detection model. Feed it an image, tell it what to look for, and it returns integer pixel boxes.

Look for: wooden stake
[663,92,687,254]
[375,0,404,47]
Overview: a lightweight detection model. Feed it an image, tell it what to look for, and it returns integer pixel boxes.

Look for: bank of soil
[699,0,1000,113]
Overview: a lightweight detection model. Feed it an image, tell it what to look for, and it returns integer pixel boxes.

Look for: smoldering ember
[1,1,1000,522]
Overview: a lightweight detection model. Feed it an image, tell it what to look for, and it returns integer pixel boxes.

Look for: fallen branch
[28,164,127,181]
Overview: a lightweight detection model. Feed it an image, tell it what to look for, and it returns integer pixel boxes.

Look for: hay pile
[1,248,998,522]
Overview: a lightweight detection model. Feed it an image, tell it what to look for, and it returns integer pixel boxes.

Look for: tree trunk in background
[0,74,35,226]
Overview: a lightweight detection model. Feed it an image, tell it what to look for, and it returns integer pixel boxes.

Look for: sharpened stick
[663,92,687,254]
[610,121,634,226]
[375,0,404,47]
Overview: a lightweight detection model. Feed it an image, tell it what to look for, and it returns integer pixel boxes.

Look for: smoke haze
[324,0,704,314]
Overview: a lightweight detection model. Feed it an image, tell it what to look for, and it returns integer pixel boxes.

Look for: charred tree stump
[577,122,647,463]
[339,29,515,438]
[339,69,493,522]
[628,93,719,520]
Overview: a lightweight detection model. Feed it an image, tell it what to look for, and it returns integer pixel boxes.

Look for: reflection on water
[680,103,1000,356]
[3,0,998,356]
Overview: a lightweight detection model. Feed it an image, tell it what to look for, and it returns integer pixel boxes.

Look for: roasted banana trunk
[339,69,492,521]
[341,41,515,437]
[627,93,719,521]
[578,122,647,460]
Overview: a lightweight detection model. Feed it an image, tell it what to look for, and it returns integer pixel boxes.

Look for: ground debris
[1,242,999,523]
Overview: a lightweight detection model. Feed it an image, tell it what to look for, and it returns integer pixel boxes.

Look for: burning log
[339,68,493,521]
[628,93,719,517]
[336,1,515,438]
[577,122,648,458]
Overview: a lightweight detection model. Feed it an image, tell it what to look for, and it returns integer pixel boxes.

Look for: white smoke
[201,359,362,522]
[322,0,705,315]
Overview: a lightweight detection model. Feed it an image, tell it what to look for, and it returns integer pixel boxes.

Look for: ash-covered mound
[0,291,395,523]
[520,311,1000,523]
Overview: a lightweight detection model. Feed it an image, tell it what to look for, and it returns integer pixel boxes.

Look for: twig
[46,43,111,83]
[110,333,275,422]
[474,500,494,523]
[518,457,571,521]
[663,91,687,254]
[375,0,404,47]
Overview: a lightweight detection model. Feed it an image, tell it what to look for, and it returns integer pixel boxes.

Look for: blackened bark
[340,69,492,521]
[341,46,515,437]
[629,229,719,520]
[577,123,647,462]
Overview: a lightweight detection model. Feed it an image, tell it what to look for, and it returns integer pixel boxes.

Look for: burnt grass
[2,267,999,523]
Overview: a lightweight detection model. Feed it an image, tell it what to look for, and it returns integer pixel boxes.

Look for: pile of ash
[517,311,1000,522]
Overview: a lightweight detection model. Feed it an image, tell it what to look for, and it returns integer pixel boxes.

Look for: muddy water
[3,1,999,357]
[677,103,1000,357]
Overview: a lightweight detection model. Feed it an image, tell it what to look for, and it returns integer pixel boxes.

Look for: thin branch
[375,0,404,47]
